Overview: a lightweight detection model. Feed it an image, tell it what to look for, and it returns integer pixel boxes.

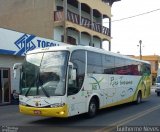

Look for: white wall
[81,33,90,46]
[54,27,64,42]
[0,55,24,93]
[93,37,101,48]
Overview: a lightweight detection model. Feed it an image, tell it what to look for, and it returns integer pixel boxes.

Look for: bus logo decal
[89,76,104,90]
[128,88,134,92]
[120,90,126,97]
[14,34,36,55]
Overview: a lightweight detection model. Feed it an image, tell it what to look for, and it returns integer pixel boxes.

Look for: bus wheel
[136,91,142,104]
[87,98,97,118]
[157,92,160,96]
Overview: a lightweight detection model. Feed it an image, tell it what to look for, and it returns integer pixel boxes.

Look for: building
[0,0,116,49]
[132,55,160,84]
[0,0,120,104]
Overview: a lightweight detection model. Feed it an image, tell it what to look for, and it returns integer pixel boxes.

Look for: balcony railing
[54,10,110,36]
[54,11,64,21]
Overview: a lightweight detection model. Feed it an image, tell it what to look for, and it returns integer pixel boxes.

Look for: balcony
[54,10,110,36]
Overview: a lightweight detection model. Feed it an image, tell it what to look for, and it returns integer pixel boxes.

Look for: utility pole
[137,40,142,60]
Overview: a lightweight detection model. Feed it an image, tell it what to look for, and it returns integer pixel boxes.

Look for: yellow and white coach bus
[14,45,151,118]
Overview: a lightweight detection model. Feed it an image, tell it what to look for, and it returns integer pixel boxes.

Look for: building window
[61,35,76,45]
[57,6,63,11]
[67,36,76,45]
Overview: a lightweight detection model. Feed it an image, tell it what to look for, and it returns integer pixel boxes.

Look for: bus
[14,45,151,118]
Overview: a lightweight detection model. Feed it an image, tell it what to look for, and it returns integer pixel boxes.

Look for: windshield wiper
[36,70,50,98]
[40,86,50,97]
[25,71,50,98]
[25,79,35,97]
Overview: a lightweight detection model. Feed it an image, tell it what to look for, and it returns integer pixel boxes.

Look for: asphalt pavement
[0,86,160,132]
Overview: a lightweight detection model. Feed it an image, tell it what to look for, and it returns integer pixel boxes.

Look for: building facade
[0,0,115,104]
[0,0,112,49]
[53,0,111,49]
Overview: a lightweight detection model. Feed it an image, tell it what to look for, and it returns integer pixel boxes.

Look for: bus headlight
[59,111,65,115]
[50,103,65,108]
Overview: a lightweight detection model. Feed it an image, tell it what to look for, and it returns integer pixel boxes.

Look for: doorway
[0,68,10,104]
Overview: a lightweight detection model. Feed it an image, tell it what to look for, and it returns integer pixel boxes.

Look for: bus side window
[102,55,115,74]
[141,63,151,76]
[87,52,103,74]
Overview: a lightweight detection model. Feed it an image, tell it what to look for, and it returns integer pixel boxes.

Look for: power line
[105,8,160,23]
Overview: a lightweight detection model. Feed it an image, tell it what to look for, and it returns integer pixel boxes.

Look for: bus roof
[27,45,150,64]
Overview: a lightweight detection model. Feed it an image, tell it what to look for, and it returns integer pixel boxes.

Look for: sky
[104,0,160,56]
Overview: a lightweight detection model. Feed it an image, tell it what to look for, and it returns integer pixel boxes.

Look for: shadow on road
[29,101,148,126]
[29,114,87,126]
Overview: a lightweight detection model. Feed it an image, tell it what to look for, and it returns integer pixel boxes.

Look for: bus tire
[136,91,142,104]
[157,92,160,96]
[87,98,98,118]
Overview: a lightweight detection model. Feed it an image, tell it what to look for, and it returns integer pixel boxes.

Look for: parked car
[155,76,160,96]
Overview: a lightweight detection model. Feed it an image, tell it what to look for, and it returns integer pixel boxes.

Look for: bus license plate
[34,110,41,115]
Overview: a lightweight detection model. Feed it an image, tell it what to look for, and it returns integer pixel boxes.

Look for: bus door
[67,81,86,116]
[67,50,86,116]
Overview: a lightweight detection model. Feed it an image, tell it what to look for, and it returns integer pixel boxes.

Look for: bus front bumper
[19,104,68,117]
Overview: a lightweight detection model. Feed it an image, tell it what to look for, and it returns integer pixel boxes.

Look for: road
[0,88,160,132]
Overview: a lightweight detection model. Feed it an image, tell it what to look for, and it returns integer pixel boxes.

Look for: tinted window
[114,57,142,75]
[125,60,141,75]
[141,63,151,76]
[114,57,126,75]
[87,51,103,74]
[102,55,115,74]
[3,70,8,78]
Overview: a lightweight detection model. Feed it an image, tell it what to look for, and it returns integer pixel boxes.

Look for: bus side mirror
[13,63,22,79]
[68,62,76,81]
[71,69,76,81]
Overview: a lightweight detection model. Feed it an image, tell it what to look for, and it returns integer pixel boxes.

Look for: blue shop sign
[0,28,66,56]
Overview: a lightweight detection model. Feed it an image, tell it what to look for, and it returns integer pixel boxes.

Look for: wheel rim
[90,102,96,114]
[137,94,141,103]
[138,96,140,103]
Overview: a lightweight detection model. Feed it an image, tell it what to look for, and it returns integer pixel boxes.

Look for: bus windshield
[20,51,69,97]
